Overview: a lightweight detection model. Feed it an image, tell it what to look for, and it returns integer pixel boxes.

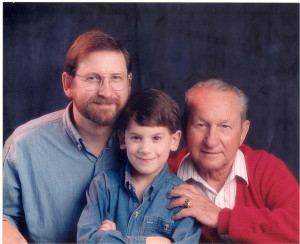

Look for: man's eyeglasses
[75,73,131,91]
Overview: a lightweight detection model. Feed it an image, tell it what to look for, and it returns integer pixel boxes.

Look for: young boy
[77,88,202,243]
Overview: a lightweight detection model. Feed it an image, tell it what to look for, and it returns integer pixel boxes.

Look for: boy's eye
[153,136,161,141]
[131,136,141,141]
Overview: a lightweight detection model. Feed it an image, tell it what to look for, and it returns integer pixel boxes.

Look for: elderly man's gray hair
[182,78,249,138]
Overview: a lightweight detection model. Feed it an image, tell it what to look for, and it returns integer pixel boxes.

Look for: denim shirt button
[77,143,82,151]
[128,185,132,190]
[135,211,139,217]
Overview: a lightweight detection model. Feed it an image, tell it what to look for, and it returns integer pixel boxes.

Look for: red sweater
[168,144,299,243]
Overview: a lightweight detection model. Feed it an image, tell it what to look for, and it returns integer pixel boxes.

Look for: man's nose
[204,127,219,147]
[97,77,114,97]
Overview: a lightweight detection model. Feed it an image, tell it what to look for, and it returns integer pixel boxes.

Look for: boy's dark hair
[118,88,180,134]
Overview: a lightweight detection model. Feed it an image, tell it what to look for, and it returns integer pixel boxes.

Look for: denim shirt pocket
[140,216,174,236]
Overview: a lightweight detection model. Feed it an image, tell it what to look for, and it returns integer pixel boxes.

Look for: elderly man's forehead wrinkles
[189,88,243,123]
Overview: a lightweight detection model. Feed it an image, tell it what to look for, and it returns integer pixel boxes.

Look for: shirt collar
[63,102,117,152]
[124,162,169,198]
[178,149,248,186]
[227,149,249,185]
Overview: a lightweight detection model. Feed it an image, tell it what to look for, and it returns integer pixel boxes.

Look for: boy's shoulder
[93,167,125,185]
[164,170,186,187]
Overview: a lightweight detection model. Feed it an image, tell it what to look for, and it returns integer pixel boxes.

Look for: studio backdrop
[3,3,299,179]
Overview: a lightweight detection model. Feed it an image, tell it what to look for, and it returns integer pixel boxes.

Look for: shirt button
[128,185,132,190]
[135,211,139,217]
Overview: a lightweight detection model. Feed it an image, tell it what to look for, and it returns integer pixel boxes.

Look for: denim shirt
[3,103,124,243]
[77,163,202,243]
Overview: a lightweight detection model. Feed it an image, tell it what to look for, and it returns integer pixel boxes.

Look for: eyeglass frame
[74,72,132,91]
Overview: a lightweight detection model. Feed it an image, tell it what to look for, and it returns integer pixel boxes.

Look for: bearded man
[3,30,132,243]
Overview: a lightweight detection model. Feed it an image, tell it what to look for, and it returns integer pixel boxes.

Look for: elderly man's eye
[221,124,230,129]
[196,123,206,128]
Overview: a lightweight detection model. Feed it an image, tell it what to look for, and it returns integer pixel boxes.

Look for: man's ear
[62,72,73,99]
[128,72,133,86]
[118,130,126,150]
[240,120,250,146]
[170,130,182,152]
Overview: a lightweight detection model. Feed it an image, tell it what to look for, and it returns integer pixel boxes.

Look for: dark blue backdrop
[3,3,299,179]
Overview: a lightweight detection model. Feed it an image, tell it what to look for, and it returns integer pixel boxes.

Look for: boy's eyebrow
[127,131,140,135]
[152,132,165,136]
[126,131,167,136]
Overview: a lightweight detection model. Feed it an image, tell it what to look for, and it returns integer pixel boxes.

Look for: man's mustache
[89,97,119,105]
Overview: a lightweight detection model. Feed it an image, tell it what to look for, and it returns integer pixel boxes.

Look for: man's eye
[111,75,122,81]
[221,124,230,129]
[86,76,99,82]
[196,123,206,128]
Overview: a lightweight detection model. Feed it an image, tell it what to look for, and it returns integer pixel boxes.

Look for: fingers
[167,197,186,209]
[99,220,116,231]
[172,208,192,220]
[167,184,198,199]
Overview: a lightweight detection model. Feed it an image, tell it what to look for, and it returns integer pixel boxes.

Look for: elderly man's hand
[167,184,222,228]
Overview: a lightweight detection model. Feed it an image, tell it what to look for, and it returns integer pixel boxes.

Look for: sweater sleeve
[218,147,299,243]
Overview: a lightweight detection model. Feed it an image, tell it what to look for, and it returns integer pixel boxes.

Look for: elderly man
[168,79,299,243]
[3,30,132,243]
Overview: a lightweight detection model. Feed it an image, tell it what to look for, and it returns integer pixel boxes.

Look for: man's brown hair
[64,30,131,77]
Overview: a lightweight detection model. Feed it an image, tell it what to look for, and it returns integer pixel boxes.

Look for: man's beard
[74,96,121,126]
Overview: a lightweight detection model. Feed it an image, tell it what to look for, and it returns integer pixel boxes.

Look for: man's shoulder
[8,109,65,139]
[240,144,295,180]
[4,109,66,154]
[240,144,284,167]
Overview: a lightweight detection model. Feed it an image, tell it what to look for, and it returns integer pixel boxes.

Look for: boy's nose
[139,140,152,154]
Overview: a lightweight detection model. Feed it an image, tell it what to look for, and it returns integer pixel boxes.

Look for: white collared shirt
[177,149,249,210]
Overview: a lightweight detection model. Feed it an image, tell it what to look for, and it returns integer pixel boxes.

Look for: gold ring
[184,198,190,208]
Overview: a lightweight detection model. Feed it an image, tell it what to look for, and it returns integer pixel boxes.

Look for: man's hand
[3,220,27,244]
[99,220,117,231]
[167,184,222,228]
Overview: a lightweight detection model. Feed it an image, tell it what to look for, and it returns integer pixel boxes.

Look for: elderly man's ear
[240,120,250,146]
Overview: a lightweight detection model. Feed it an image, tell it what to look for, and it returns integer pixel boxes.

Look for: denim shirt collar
[62,102,116,153]
[124,162,169,201]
